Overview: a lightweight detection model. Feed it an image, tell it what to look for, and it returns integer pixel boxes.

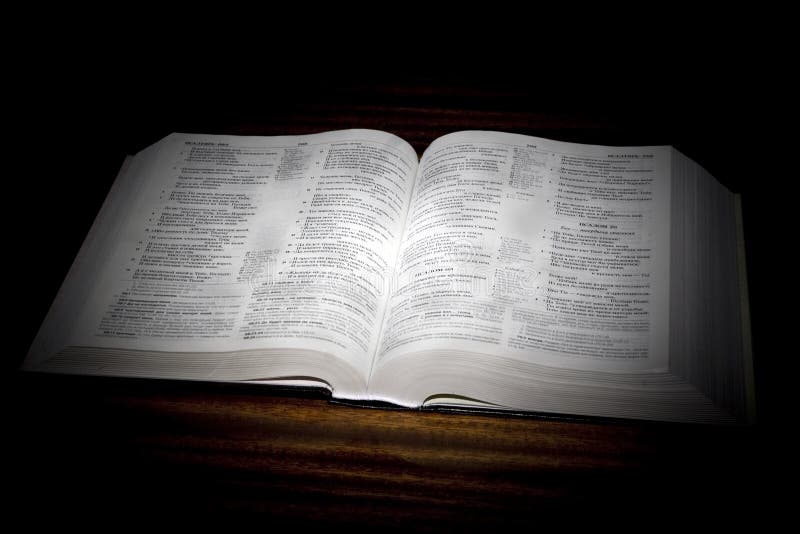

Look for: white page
[26,130,418,380]
[374,131,671,373]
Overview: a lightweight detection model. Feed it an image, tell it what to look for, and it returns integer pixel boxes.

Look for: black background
[7,12,791,524]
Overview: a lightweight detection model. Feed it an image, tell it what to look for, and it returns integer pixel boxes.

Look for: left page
[25,130,418,397]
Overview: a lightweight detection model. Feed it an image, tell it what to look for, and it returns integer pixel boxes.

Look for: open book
[23,130,754,424]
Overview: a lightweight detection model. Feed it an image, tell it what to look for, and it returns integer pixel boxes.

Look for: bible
[23,129,754,424]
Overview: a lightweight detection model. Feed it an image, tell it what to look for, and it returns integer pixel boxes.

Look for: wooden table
[9,373,766,526]
[11,76,775,526]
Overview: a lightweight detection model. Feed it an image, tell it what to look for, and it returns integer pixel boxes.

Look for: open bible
[23,130,754,424]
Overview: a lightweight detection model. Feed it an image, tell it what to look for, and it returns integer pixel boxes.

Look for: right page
[366,131,735,421]
[374,131,671,373]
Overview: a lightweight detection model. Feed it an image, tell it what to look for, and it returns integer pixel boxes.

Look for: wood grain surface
[9,374,763,527]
